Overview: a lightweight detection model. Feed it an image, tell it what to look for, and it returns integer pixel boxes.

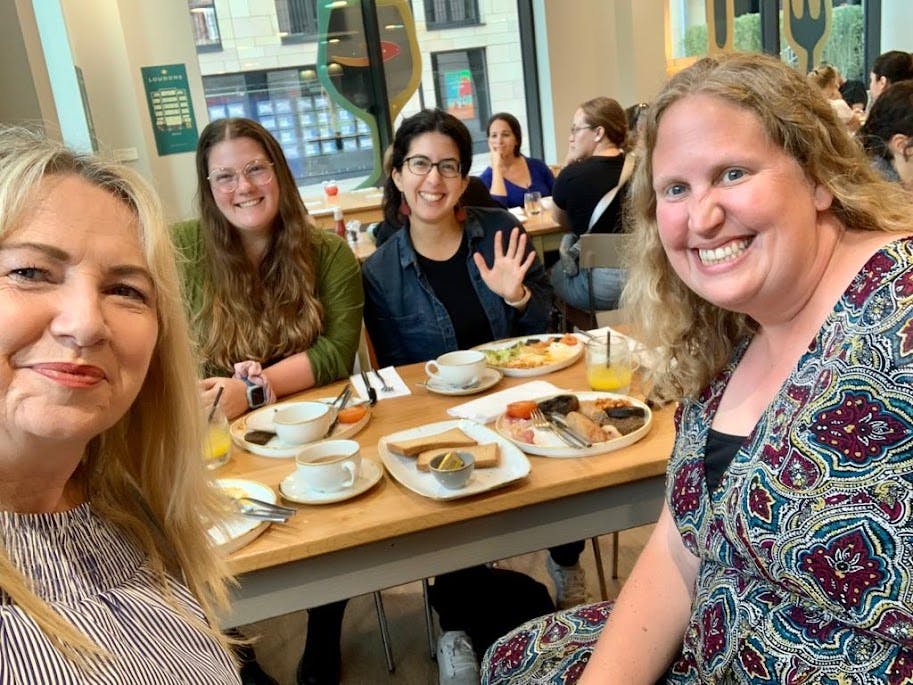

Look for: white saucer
[279,459,383,504]
[424,368,503,396]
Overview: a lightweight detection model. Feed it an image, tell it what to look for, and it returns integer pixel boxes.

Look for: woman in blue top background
[480,112,554,208]
[362,108,551,367]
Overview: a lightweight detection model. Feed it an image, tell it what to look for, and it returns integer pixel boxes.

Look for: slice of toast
[416,443,500,472]
[386,427,477,457]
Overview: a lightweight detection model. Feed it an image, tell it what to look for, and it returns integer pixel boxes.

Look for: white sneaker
[437,630,480,685]
[547,556,588,609]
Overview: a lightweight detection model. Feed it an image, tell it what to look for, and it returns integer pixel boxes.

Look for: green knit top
[171,219,364,387]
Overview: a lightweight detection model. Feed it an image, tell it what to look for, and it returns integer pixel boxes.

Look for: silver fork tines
[373,368,394,393]
[530,409,586,449]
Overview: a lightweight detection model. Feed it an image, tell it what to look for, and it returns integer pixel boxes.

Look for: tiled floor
[239,524,654,685]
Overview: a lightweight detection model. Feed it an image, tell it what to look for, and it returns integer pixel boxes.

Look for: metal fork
[531,409,588,449]
[373,368,394,393]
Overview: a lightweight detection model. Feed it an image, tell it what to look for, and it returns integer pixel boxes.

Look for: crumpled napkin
[350,366,411,401]
[447,380,564,424]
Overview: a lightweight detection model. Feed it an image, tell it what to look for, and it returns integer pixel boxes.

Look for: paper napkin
[447,380,564,424]
[350,366,412,401]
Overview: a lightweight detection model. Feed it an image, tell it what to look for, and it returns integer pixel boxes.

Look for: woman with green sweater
[173,118,363,421]
[173,117,364,685]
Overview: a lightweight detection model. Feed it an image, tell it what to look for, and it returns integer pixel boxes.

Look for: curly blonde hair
[623,53,913,401]
[0,125,233,660]
[195,118,324,373]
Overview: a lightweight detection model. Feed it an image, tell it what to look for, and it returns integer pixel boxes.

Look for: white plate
[493,392,652,458]
[423,368,503,396]
[474,335,584,378]
[208,478,277,554]
[378,420,531,501]
[231,399,371,458]
[279,459,383,505]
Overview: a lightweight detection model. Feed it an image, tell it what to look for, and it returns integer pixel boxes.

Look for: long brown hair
[195,118,323,372]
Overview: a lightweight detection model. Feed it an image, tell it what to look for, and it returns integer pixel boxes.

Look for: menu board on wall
[141,64,199,155]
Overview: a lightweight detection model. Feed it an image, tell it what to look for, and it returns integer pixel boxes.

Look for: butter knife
[547,413,593,448]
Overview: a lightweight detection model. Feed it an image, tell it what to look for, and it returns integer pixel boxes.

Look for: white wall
[540,0,666,162]
[880,2,913,56]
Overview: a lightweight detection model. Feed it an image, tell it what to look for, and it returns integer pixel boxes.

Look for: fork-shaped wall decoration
[784,0,833,74]
[706,0,734,54]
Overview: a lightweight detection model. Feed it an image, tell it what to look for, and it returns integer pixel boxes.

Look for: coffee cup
[273,402,337,445]
[290,439,362,493]
[424,350,486,387]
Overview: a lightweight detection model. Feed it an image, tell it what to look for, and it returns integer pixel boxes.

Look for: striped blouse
[0,504,240,684]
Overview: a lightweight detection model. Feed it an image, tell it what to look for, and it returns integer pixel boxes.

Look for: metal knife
[360,369,378,406]
[547,413,593,448]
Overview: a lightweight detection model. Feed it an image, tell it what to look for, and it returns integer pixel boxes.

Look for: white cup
[424,350,486,387]
[291,440,362,493]
[273,402,337,445]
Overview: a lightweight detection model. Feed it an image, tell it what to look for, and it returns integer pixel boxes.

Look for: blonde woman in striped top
[0,126,238,683]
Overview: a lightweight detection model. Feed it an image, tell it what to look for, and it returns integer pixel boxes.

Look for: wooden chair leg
[373,591,395,673]
[612,530,620,579]
[421,578,436,661]
[590,537,609,601]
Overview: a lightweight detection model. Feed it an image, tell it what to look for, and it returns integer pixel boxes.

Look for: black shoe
[239,658,279,685]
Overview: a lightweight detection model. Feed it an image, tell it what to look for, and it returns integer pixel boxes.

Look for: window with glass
[202,67,373,183]
[424,0,480,29]
[276,0,320,44]
[431,48,491,154]
[188,0,537,191]
[189,0,221,52]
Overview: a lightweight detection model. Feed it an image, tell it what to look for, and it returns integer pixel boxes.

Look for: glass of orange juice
[204,406,232,470]
[585,334,634,394]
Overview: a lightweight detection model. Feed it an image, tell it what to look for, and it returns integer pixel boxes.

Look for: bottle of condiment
[333,206,345,238]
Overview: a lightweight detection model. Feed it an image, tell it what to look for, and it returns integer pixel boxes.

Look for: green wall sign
[141,64,198,155]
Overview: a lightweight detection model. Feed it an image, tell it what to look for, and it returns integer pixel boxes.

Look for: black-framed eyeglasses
[403,155,462,178]
[569,124,593,135]
[207,159,275,193]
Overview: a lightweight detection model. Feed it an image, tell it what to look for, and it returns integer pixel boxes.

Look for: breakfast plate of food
[208,478,279,554]
[378,419,531,500]
[474,334,584,377]
[494,392,652,458]
[230,399,371,458]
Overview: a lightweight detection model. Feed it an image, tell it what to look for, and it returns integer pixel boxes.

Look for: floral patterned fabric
[667,237,913,683]
[481,602,613,684]
[482,237,913,684]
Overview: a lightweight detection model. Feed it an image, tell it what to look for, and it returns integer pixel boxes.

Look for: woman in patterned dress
[482,52,913,684]
[0,126,238,683]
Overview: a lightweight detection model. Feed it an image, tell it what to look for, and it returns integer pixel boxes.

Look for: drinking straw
[207,385,225,423]
[605,333,611,368]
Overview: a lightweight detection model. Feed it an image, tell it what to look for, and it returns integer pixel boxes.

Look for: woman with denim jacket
[362,108,551,366]
[363,109,600,685]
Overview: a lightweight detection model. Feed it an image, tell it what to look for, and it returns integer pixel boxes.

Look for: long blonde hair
[624,53,913,401]
[0,126,232,656]
[195,118,324,373]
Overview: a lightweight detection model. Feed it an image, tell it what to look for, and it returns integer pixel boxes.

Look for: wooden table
[303,188,384,230]
[522,209,564,255]
[219,356,672,629]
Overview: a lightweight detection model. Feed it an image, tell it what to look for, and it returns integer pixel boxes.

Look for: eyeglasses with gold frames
[207,159,275,193]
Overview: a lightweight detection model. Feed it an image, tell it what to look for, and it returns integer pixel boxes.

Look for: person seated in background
[0,126,239,682]
[363,108,578,685]
[839,77,868,113]
[480,112,554,208]
[807,63,862,132]
[869,49,913,103]
[859,80,913,190]
[551,96,634,312]
[482,51,913,684]
[173,117,364,685]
